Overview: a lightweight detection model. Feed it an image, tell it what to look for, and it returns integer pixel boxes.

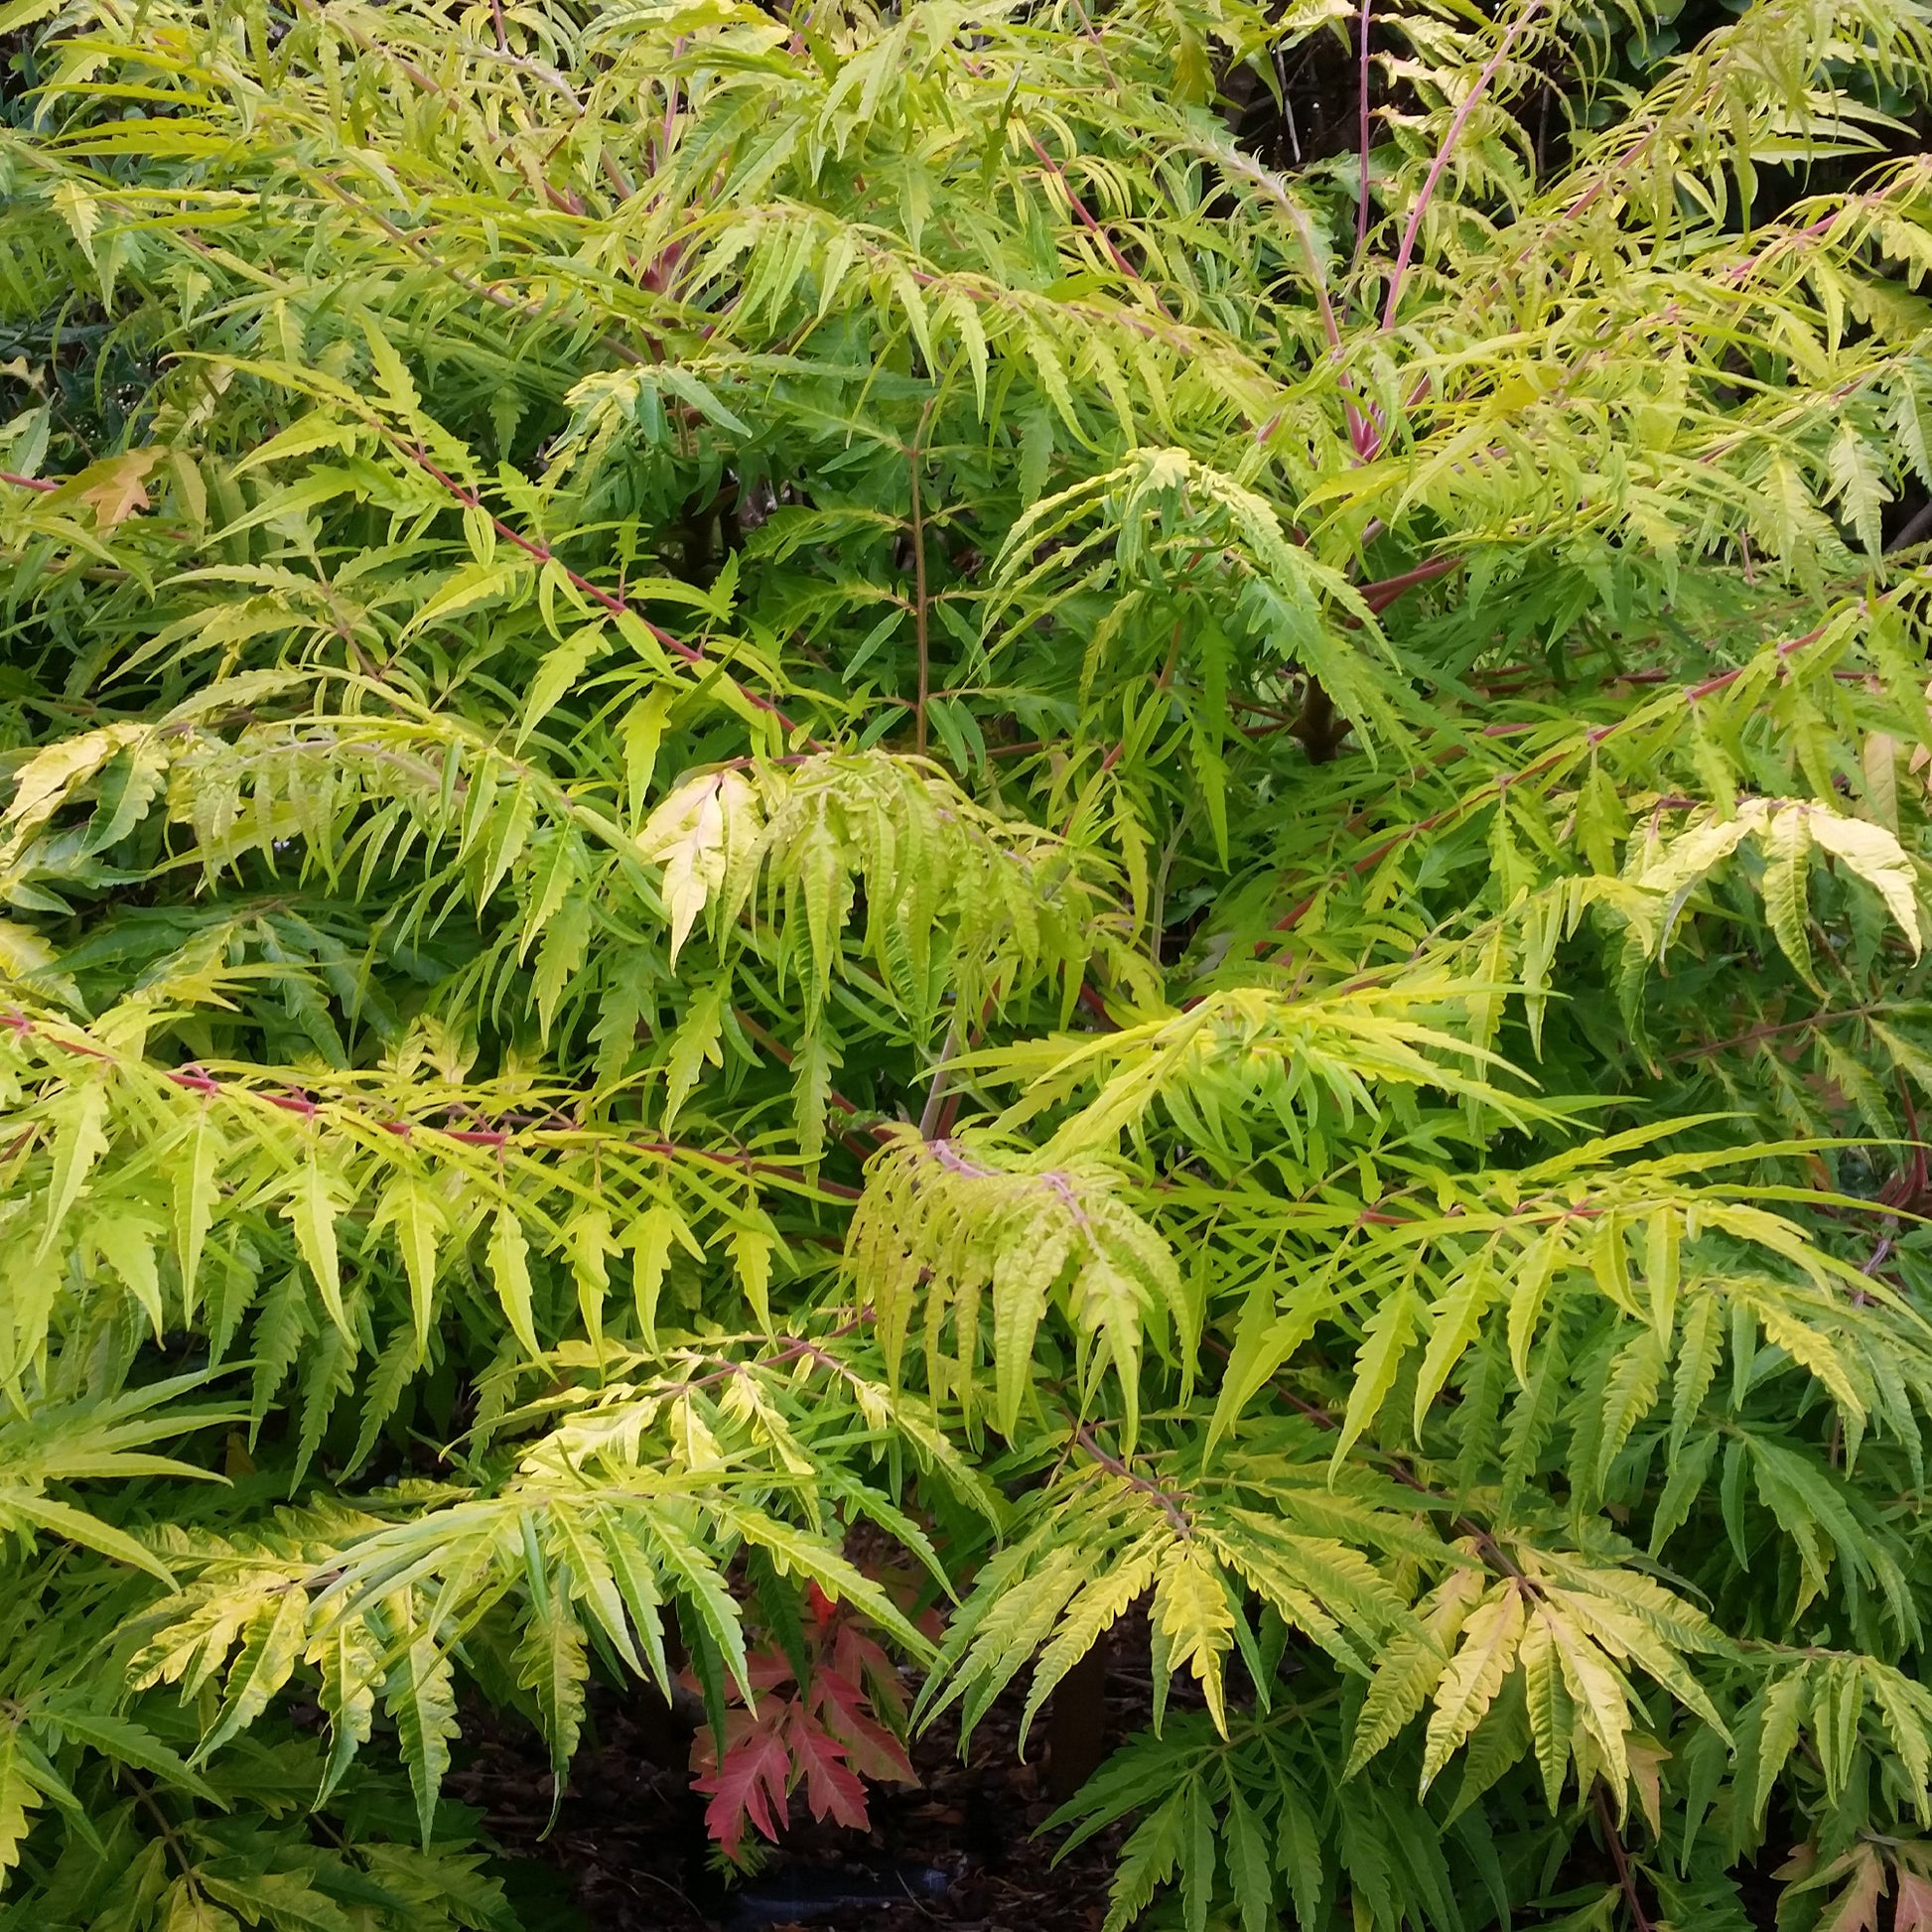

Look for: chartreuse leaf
[41,1082,109,1257]
[373,1173,446,1352]
[92,1212,165,1339]
[171,1108,222,1320]
[387,1636,461,1850]
[284,1161,351,1340]
[1332,1285,1420,1469]
[311,1622,380,1804]
[1421,1587,1525,1793]
[0,1724,46,1879]
[516,1585,588,1831]
[1206,1282,1320,1461]
[6,0,1932,1921]
[198,1588,308,1759]
[487,1206,541,1359]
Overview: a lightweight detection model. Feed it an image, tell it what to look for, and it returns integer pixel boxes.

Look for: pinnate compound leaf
[693,1713,791,1858]
[516,1592,588,1830]
[1421,1588,1526,1792]
[387,1636,461,1849]
[786,1708,869,1832]
[199,1870,356,1932]
[1151,1545,1234,1734]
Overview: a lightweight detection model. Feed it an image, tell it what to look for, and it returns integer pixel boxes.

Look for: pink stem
[1359,553,1458,613]
[1381,0,1545,332]
[1355,0,1373,259]
[1028,132,1176,322]
[2,1015,863,1197]
[403,444,811,742]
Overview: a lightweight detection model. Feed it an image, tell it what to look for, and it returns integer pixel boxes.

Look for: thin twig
[659,1311,874,1399]
[1073,1423,1193,1541]
[918,1014,963,1141]
[1595,1782,1655,1932]
[1066,0,1121,90]
[910,396,937,759]
[128,1776,196,1880]
[1664,1003,1884,1064]
[1887,500,1932,555]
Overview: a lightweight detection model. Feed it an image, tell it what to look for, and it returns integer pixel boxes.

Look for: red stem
[4,1011,861,1199]
[1264,608,1845,945]
[1355,0,1374,260]
[1028,133,1175,321]
[1382,0,1545,332]
[1359,554,1459,614]
[1595,1784,1655,1932]
[402,444,811,742]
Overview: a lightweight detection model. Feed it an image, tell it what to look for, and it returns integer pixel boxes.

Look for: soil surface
[452,1669,1149,1932]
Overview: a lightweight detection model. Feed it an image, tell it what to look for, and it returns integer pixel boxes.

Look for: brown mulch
[450,1665,1157,1932]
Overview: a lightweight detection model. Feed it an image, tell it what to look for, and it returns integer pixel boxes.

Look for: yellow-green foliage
[5,0,1932,1925]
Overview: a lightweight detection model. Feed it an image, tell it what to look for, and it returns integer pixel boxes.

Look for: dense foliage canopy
[6,0,1932,1925]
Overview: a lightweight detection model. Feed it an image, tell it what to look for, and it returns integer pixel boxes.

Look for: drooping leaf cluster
[6,0,1932,1925]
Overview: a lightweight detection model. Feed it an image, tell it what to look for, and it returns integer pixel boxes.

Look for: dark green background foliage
[6,0,1932,1926]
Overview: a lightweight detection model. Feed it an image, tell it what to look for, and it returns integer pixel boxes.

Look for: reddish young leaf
[1815,1846,1887,1932]
[1896,1871,1932,1932]
[691,1709,793,1857]
[812,1665,918,1784]
[833,1622,911,1724]
[786,1708,870,1832]
[682,1648,794,1699]
[747,1647,797,1693]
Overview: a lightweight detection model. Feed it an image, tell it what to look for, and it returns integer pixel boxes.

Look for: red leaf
[747,1646,796,1693]
[786,1709,870,1832]
[830,1706,917,1784]
[812,1668,917,1784]
[691,1709,793,1858]
[1896,1872,1932,1932]
[832,1623,908,1720]
[1815,1846,1887,1932]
